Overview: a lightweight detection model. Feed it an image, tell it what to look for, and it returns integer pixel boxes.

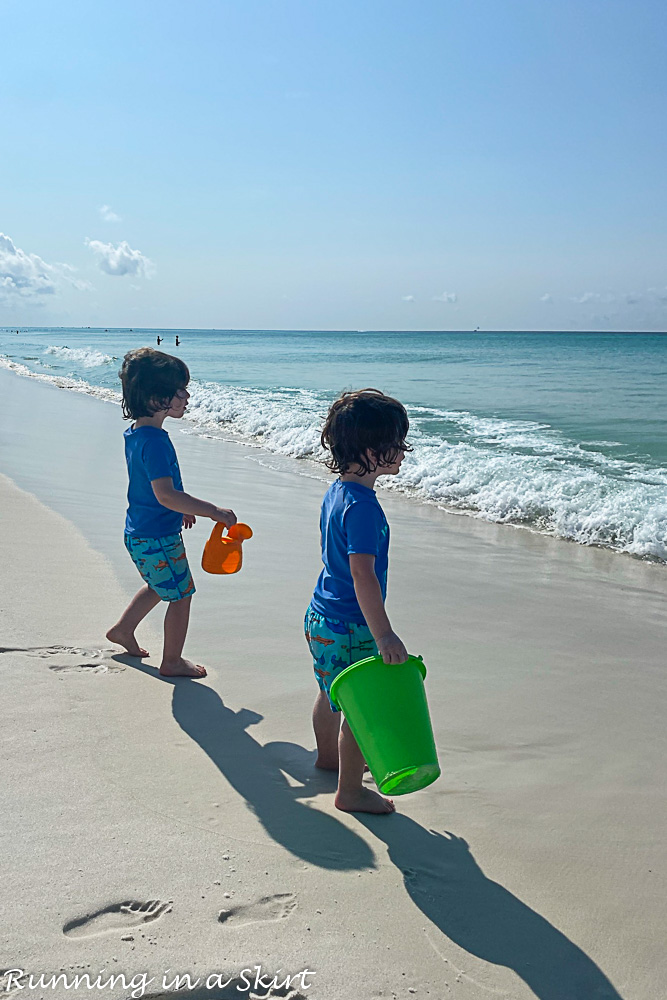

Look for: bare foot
[159,657,207,679]
[106,626,149,658]
[335,787,395,814]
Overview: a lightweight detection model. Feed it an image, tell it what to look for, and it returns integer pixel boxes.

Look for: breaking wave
[45,345,114,367]
[184,382,667,561]
[3,356,666,561]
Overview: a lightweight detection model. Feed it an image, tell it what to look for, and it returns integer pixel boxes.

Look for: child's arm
[151,477,236,527]
[349,553,408,664]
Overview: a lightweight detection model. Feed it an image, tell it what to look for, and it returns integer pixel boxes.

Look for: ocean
[2,326,666,562]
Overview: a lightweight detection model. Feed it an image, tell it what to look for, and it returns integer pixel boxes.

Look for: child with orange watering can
[106,348,236,678]
[305,389,411,814]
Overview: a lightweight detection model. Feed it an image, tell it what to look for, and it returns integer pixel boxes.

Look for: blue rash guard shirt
[311,479,390,625]
[123,425,184,538]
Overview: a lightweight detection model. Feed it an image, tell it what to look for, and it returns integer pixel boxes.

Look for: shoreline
[2,360,667,567]
[2,366,667,998]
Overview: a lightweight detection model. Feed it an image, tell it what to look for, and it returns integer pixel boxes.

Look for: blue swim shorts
[304,604,378,713]
[124,532,196,602]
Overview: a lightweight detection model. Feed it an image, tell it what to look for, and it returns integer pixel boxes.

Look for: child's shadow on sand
[166,678,374,871]
[239,736,624,999]
[358,814,624,1000]
[118,661,623,998]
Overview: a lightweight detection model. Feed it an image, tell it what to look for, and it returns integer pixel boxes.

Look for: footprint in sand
[35,646,125,674]
[49,661,124,674]
[137,983,308,1000]
[63,900,171,938]
[38,646,107,658]
[0,971,26,998]
[218,893,297,928]
[0,644,123,674]
[0,645,110,658]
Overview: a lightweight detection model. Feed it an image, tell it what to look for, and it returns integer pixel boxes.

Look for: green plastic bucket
[329,654,440,795]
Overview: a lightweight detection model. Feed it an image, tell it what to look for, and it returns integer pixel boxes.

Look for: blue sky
[1,0,666,330]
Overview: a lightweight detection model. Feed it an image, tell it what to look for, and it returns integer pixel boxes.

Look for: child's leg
[160,595,206,678]
[107,584,161,656]
[335,719,395,814]
[312,689,342,769]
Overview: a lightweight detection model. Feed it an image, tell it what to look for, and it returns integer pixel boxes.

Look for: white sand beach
[1,365,666,1000]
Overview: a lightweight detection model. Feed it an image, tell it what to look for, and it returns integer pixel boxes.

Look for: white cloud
[0,232,56,296]
[432,291,457,303]
[85,238,154,278]
[621,289,667,309]
[0,232,89,299]
[566,289,667,326]
[99,204,121,222]
[571,291,616,305]
[540,293,553,303]
[402,294,415,302]
[54,262,92,292]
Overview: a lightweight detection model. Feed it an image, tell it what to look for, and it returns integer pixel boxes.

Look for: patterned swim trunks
[304,604,378,712]
[124,532,196,602]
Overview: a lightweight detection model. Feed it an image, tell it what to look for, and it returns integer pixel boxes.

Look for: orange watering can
[201,522,253,574]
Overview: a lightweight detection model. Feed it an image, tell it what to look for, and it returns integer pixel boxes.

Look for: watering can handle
[209,521,253,541]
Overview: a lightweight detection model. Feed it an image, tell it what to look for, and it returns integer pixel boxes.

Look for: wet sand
[1,365,666,999]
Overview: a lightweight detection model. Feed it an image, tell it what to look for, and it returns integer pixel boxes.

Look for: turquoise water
[2,327,666,560]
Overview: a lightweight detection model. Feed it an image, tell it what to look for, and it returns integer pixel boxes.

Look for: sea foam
[185,381,325,457]
[3,355,666,562]
[0,355,120,403]
[45,345,114,367]
[184,383,667,561]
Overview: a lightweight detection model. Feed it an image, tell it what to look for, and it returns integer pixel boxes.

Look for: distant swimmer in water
[157,336,162,345]
[175,336,180,347]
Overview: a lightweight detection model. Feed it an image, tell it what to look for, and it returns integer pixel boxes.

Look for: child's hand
[183,514,196,529]
[377,631,409,664]
[212,507,237,528]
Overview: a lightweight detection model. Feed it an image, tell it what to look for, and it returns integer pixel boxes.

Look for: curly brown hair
[321,388,411,476]
[119,347,190,420]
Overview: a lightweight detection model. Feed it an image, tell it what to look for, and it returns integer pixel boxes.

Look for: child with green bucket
[304,388,411,814]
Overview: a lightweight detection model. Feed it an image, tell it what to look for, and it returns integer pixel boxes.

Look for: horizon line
[2,327,666,336]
